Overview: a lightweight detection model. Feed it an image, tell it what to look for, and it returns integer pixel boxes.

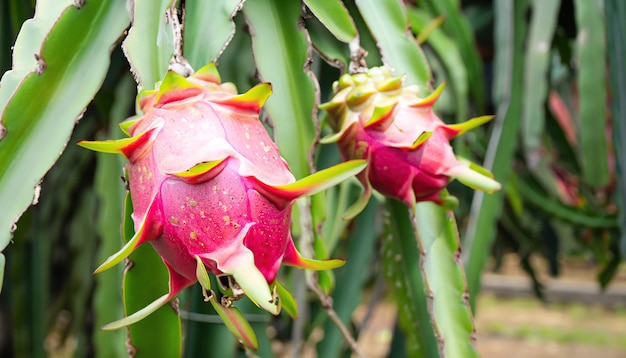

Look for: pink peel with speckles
[79,63,366,335]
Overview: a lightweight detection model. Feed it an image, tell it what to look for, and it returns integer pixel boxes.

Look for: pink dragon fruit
[79,63,366,333]
[321,67,500,217]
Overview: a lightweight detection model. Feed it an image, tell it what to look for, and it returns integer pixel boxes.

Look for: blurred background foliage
[0,0,623,356]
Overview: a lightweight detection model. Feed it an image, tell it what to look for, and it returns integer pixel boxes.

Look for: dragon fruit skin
[79,63,366,330]
[321,67,500,216]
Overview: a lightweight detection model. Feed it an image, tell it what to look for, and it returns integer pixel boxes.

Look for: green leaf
[521,0,561,164]
[123,0,174,90]
[244,0,317,179]
[419,0,486,111]
[92,75,135,358]
[317,199,379,357]
[605,0,626,256]
[183,0,243,70]
[383,199,439,357]
[413,200,479,358]
[575,0,609,187]
[0,0,130,292]
[406,7,468,124]
[463,0,529,310]
[306,15,350,70]
[304,0,357,43]
[355,0,431,90]
[120,193,183,358]
[516,178,617,228]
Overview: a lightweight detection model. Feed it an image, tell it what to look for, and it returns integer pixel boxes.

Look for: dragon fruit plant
[321,66,502,357]
[78,63,366,333]
[0,0,520,357]
[321,67,501,217]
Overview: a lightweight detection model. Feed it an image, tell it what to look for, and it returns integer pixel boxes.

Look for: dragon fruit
[321,67,501,217]
[79,63,366,332]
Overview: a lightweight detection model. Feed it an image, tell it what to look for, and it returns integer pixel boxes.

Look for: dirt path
[475,293,626,358]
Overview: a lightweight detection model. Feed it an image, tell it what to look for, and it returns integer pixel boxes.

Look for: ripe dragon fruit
[321,67,501,217]
[79,63,366,336]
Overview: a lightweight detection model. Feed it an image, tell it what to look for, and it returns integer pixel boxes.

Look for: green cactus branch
[575,0,609,187]
[463,0,528,310]
[355,0,431,91]
[123,0,174,90]
[244,0,317,180]
[0,0,130,292]
[383,199,439,357]
[412,199,479,358]
[183,0,244,70]
[521,0,561,166]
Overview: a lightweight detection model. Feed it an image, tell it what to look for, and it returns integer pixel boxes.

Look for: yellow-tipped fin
[101,262,194,330]
[216,83,272,113]
[319,130,344,144]
[445,115,495,137]
[93,197,163,274]
[346,87,376,108]
[78,125,160,160]
[195,255,212,292]
[192,62,221,84]
[208,293,259,350]
[376,75,404,92]
[448,164,501,193]
[363,103,397,131]
[274,281,298,319]
[168,158,229,184]
[282,240,346,271]
[154,70,204,106]
[409,82,446,108]
[101,294,171,330]
[250,160,367,209]
[78,137,135,157]
[407,131,433,150]
[137,88,157,111]
[336,73,355,91]
[119,117,140,136]
[318,99,343,112]
[272,160,366,198]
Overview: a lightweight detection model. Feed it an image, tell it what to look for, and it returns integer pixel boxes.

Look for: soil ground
[475,294,626,358]
[353,254,626,358]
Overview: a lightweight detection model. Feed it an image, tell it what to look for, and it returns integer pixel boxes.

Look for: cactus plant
[2,1,620,357]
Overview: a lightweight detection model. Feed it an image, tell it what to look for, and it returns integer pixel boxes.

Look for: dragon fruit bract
[79,63,365,330]
[321,67,501,217]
